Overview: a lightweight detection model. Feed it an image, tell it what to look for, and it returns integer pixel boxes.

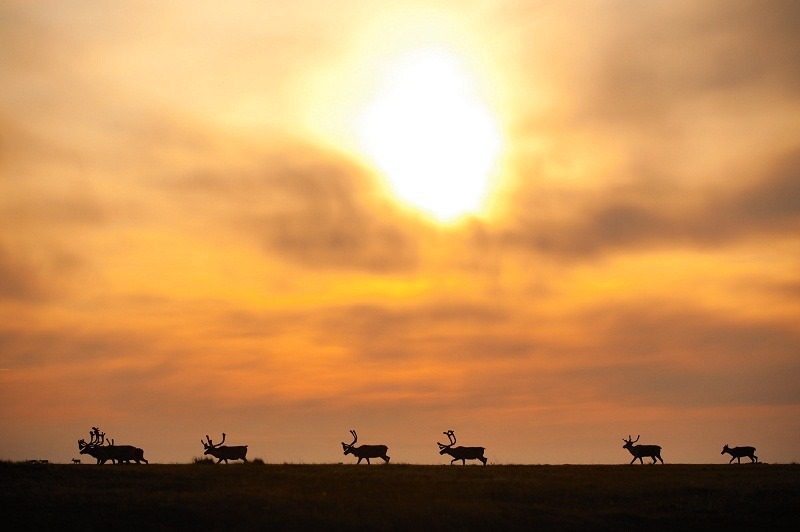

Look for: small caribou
[201,433,248,464]
[622,434,664,464]
[437,430,487,465]
[341,429,390,464]
[722,444,758,464]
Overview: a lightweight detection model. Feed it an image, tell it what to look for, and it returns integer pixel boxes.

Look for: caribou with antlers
[77,427,148,465]
[437,430,487,465]
[201,433,248,463]
[341,429,390,464]
[722,444,758,464]
[622,434,664,464]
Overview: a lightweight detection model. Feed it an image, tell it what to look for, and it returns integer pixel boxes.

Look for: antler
[341,429,357,450]
[204,433,226,449]
[447,430,457,445]
[79,427,106,450]
[623,434,641,444]
[437,430,457,449]
[91,427,106,446]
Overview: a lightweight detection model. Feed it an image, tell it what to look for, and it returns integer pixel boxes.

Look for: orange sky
[1,0,799,464]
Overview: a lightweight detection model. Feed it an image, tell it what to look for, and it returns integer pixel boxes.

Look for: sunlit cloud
[1,0,798,464]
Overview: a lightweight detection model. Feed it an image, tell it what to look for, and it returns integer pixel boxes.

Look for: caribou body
[622,435,664,464]
[341,430,390,464]
[78,427,148,465]
[722,444,758,464]
[202,433,248,463]
[438,430,487,465]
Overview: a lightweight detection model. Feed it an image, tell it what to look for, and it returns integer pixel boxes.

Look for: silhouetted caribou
[341,429,390,464]
[201,433,248,463]
[77,427,148,464]
[722,444,758,464]
[622,434,664,464]
[437,430,487,465]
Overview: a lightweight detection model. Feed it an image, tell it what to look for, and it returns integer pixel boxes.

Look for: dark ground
[1,462,798,530]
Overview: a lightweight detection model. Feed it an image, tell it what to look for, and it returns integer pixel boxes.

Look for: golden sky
[1,0,799,464]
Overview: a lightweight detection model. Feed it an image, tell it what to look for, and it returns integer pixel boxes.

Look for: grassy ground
[1,462,798,530]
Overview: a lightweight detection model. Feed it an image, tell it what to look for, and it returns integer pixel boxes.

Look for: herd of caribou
[74,427,760,466]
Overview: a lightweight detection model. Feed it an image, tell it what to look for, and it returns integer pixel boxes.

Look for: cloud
[170,147,425,273]
[493,148,800,260]
[570,0,800,127]
[489,1,800,263]
[306,301,520,362]
[446,301,800,413]
[0,240,87,303]
[2,0,799,464]
[0,245,44,301]
[720,148,800,230]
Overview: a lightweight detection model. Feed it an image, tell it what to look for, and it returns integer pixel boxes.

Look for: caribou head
[622,434,640,450]
[437,430,457,453]
[78,427,110,453]
[201,433,226,454]
[341,430,358,455]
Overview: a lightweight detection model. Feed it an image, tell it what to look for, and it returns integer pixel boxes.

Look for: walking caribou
[78,427,148,464]
[622,435,664,464]
[437,430,487,465]
[201,433,248,463]
[721,444,758,464]
[341,429,390,464]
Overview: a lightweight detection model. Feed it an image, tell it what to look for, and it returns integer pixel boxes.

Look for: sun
[355,48,502,222]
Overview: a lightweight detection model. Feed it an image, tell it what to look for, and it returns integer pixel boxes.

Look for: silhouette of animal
[622,435,664,464]
[77,427,148,464]
[71,458,81,464]
[341,429,390,464]
[201,433,248,463]
[722,444,758,463]
[437,430,487,465]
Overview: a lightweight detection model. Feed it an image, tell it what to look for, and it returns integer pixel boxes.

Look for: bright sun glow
[356,49,502,221]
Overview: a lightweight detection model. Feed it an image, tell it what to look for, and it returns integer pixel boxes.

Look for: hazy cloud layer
[495,148,800,259]
[1,1,798,464]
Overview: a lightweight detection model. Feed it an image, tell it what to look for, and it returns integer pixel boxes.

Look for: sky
[1,0,799,464]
